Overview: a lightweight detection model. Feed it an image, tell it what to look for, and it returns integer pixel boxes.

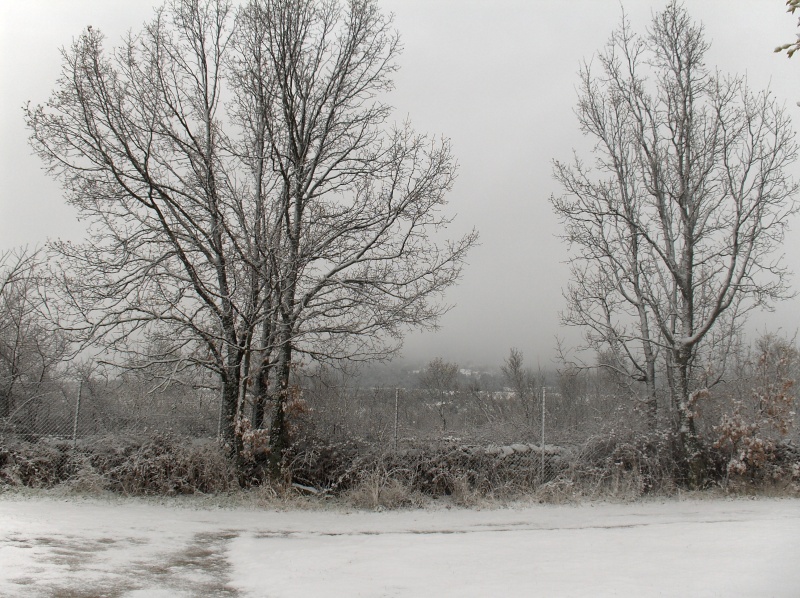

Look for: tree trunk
[644,359,658,432]
[267,334,292,479]
[251,368,267,430]
[251,316,275,430]
[220,355,244,461]
[673,346,706,488]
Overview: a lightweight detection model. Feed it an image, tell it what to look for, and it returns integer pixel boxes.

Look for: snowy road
[0,495,798,597]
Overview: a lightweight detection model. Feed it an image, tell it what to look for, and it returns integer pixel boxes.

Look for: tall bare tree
[26,0,476,467]
[27,0,259,457]
[0,248,68,428]
[228,0,477,467]
[551,3,798,483]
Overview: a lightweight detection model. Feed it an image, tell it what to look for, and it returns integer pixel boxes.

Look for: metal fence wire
[297,384,663,486]
[1,380,219,446]
[3,379,795,490]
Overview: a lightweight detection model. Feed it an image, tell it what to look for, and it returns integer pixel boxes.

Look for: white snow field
[0,495,798,597]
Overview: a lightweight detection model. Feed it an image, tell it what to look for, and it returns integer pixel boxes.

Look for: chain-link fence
[3,375,798,495]
[2,378,651,481]
[0,379,220,446]
[297,383,659,486]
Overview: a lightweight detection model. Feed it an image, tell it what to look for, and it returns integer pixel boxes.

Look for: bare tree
[419,358,459,432]
[500,348,538,425]
[551,2,798,483]
[227,0,476,468]
[26,0,476,467]
[0,248,68,429]
[27,0,262,457]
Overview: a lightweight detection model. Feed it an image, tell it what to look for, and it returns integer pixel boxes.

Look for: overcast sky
[1,1,799,368]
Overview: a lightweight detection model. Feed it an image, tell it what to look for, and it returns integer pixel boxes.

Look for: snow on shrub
[713,335,799,483]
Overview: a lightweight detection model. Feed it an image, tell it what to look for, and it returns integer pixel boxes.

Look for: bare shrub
[711,335,800,486]
[91,434,236,495]
[62,453,107,494]
[0,440,70,487]
[0,428,718,503]
[1,434,236,495]
[287,437,565,501]
[344,461,422,510]
[544,431,680,500]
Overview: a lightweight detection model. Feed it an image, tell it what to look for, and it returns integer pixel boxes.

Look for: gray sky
[1,1,799,368]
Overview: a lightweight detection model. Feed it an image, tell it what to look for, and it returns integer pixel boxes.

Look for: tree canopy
[551,1,798,483]
[26,0,477,465]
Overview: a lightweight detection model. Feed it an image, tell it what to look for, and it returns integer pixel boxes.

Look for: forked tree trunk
[673,347,706,488]
[267,336,293,479]
[220,365,243,460]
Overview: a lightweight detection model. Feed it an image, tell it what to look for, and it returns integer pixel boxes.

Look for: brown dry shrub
[62,452,108,494]
[1,434,236,495]
[286,436,365,492]
[539,431,680,499]
[343,464,424,510]
[287,437,562,500]
[87,434,236,494]
[710,334,800,486]
[0,439,72,487]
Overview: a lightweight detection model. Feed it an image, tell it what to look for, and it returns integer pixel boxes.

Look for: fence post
[394,387,399,450]
[541,385,546,482]
[72,379,83,449]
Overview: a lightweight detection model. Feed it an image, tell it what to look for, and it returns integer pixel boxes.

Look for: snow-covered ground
[0,494,798,597]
